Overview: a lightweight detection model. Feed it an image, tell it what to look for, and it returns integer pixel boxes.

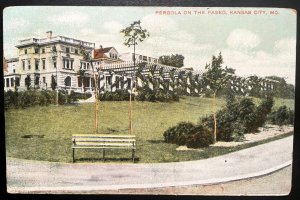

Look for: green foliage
[100,89,130,101]
[251,96,274,131]
[266,76,295,99]
[135,86,179,102]
[163,122,213,148]
[268,106,294,126]
[4,90,55,109]
[201,96,274,142]
[158,54,184,68]
[120,20,150,47]
[203,52,233,95]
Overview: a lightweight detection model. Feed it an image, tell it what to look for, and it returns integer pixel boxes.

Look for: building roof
[93,47,116,59]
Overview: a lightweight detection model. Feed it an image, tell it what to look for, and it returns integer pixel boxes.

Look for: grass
[5,96,294,163]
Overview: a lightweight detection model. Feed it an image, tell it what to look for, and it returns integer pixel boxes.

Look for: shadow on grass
[147,140,165,144]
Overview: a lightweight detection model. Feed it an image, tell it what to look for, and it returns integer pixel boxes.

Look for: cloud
[47,11,89,26]
[4,18,30,30]
[226,29,261,51]
[103,21,124,33]
[219,37,296,84]
[141,14,178,35]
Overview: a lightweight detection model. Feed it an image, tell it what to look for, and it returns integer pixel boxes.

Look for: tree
[158,54,184,68]
[79,46,100,134]
[202,52,232,143]
[121,20,149,134]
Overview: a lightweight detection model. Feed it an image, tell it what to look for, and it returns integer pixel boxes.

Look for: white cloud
[141,14,178,35]
[226,29,261,51]
[4,18,30,31]
[47,11,89,26]
[103,21,124,33]
[220,37,296,84]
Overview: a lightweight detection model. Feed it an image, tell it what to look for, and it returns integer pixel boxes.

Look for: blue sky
[3,6,296,83]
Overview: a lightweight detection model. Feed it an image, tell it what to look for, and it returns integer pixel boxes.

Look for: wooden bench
[72,134,136,163]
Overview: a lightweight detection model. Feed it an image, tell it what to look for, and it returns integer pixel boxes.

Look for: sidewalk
[6,136,293,194]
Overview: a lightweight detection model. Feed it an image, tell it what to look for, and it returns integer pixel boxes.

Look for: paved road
[7,136,293,194]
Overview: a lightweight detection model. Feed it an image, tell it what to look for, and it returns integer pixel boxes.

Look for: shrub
[100,89,130,101]
[186,124,213,148]
[163,122,213,148]
[163,122,195,145]
[201,96,274,142]
[268,106,294,126]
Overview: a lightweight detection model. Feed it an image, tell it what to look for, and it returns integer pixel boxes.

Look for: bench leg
[72,148,75,163]
[103,149,105,162]
[132,149,135,163]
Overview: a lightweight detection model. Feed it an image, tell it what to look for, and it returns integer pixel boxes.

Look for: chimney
[46,31,52,39]
[99,45,103,49]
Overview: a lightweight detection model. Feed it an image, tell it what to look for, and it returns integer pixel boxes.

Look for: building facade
[10,31,95,92]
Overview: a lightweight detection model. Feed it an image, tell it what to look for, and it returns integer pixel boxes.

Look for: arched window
[65,76,71,86]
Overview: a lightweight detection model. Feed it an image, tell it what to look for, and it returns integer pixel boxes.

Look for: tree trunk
[213,92,217,143]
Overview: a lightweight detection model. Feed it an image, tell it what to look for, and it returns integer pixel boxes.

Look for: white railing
[18,36,95,48]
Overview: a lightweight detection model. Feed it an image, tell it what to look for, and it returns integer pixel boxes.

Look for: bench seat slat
[72,134,136,138]
[74,142,134,146]
[73,138,136,142]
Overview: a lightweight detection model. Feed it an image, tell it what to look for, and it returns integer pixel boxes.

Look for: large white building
[4,31,97,92]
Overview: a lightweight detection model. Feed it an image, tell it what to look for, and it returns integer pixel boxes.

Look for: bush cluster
[4,89,91,109]
[268,106,294,126]
[163,122,213,148]
[135,86,179,102]
[201,96,274,142]
[99,89,130,101]
[4,90,55,109]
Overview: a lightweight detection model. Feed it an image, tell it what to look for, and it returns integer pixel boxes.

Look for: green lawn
[5,96,294,163]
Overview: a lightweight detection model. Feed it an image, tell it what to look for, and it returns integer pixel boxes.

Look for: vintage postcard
[4,6,296,195]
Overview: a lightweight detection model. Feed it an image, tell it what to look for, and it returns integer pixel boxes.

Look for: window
[66,47,70,53]
[6,78,9,87]
[11,78,14,87]
[75,49,78,54]
[106,76,112,85]
[42,59,46,69]
[22,60,25,70]
[35,59,39,70]
[34,48,39,54]
[52,46,56,52]
[28,60,31,70]
[43,77,46,83]
[143,56,147,61]
[64,76,71,86]
[13,69,15,73]
[42,48,45,53]
[24,49,27,54]
[63,58,74,69]
[15,77,20,86]
[127,78,131,89]
[53,61,57,68]
[35,76,39,86]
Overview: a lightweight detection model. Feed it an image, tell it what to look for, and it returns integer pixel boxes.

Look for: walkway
[7,136,293,193]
